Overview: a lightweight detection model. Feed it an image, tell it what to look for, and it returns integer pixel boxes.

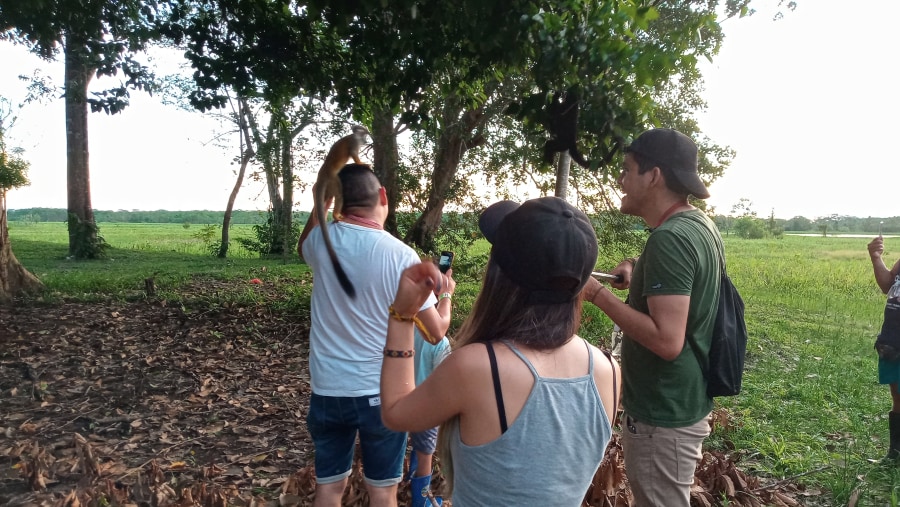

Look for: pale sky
[0,0,896,219]
[698,0,900,219]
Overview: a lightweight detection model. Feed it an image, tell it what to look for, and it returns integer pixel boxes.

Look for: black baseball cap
[478,197,598,305]
[625,128,710,199]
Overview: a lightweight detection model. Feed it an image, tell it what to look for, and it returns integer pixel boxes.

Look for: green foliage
[732,216,767,239]
[66,213,109,260]
[236,212,301,258]
[0,0,159,114]
[162,0,726,148]
[0,148,30,190]
[766,210,784,238]
[719,198,783,239]
[784,215,813,232]
[396,211,487,281]
[590,211,647,267]
[190,224,222,256]
[0,103,30,190]
[159,0,743,257]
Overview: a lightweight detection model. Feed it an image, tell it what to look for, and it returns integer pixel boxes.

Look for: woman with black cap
[379,196,620,506]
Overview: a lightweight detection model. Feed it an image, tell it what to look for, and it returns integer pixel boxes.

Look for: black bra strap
[485,342,509,434]
[602,349,618,417]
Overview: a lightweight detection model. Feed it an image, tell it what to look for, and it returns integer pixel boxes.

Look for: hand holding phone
[438,251,454,273]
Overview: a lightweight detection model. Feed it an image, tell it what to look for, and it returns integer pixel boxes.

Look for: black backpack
[686,218,748,398]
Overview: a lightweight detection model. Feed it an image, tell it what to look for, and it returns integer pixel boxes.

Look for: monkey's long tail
[316,191,356,299]
[328,247,356,298]
[569,147,591,169]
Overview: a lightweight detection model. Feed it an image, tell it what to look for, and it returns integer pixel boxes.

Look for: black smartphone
[438,251,454,273]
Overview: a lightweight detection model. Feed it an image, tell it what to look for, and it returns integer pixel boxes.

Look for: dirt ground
[0,281,810,506]
[0,278,325,505]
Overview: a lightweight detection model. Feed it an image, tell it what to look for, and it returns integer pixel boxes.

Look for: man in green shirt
[583,128,721,506]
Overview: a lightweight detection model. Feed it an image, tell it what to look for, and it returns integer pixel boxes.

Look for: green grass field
[7,223,900,505]
[7,221,306,301]
[719,236,900,505]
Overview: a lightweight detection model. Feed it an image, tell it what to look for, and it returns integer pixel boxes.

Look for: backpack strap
[485,342,509,434]
[677,213,725,385]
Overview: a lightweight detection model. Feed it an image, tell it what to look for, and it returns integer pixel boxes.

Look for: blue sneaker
[409,473,442,507]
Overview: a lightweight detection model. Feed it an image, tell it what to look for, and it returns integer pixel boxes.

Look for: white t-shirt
[304,221,436,397]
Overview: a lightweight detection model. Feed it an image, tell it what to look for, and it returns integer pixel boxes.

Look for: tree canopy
[0,100,29,191]
[1,0,775,253]
[0,0,158,114]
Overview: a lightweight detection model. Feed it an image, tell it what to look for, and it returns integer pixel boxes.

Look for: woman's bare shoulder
[576,336,618,374]
[440,342,491,373]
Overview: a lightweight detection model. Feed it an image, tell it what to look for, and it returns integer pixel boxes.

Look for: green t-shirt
[621,209,720,427]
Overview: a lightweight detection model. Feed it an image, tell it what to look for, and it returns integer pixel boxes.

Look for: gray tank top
[448,340,613,506]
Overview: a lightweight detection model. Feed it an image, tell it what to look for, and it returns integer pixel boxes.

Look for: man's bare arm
[584,279,690,361]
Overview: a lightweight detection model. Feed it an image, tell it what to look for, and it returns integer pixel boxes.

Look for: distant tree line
[779,215,900,235]
[7,208,310,225]
[713,213,900,239]
[13,207,898,236]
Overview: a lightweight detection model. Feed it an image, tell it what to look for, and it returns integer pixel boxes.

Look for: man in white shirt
[299,163,453,507]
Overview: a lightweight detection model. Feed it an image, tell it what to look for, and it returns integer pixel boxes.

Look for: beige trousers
[621,411,711,507]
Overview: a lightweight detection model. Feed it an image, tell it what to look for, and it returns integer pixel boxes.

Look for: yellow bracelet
[388,305,441,345]
[389,305,416,322]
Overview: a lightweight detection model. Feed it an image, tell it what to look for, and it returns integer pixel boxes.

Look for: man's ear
[379,187,388,206]
[648,166,665,188]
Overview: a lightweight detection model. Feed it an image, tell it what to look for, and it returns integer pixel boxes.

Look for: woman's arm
[380,262,463,432]
[869,236,898,294]
[415,269,456,341]
[381,347,468,433]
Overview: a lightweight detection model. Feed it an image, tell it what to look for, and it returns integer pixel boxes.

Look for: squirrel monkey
[314,125,370,299]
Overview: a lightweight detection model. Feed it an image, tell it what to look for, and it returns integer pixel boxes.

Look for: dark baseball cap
[625,128,710,199]
[478,197,598,305]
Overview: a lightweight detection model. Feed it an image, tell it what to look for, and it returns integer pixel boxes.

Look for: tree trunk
[243,100,313,257]
[263,119,285,221]
[279,120,294,261]
[64,39,102,259]
[218,98,254,258]
[370,108,400,235]
[0,190,44,304]
[243,101,284,255]
[555,150,571,201]
[406,106,485,252]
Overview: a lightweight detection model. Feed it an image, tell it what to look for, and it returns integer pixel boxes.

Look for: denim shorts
[306,394,407,486]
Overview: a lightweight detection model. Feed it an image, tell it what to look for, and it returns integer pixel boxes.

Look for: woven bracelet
[383,348,415,358]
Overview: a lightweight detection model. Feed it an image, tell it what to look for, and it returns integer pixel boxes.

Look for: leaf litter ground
[0,280,811,506]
